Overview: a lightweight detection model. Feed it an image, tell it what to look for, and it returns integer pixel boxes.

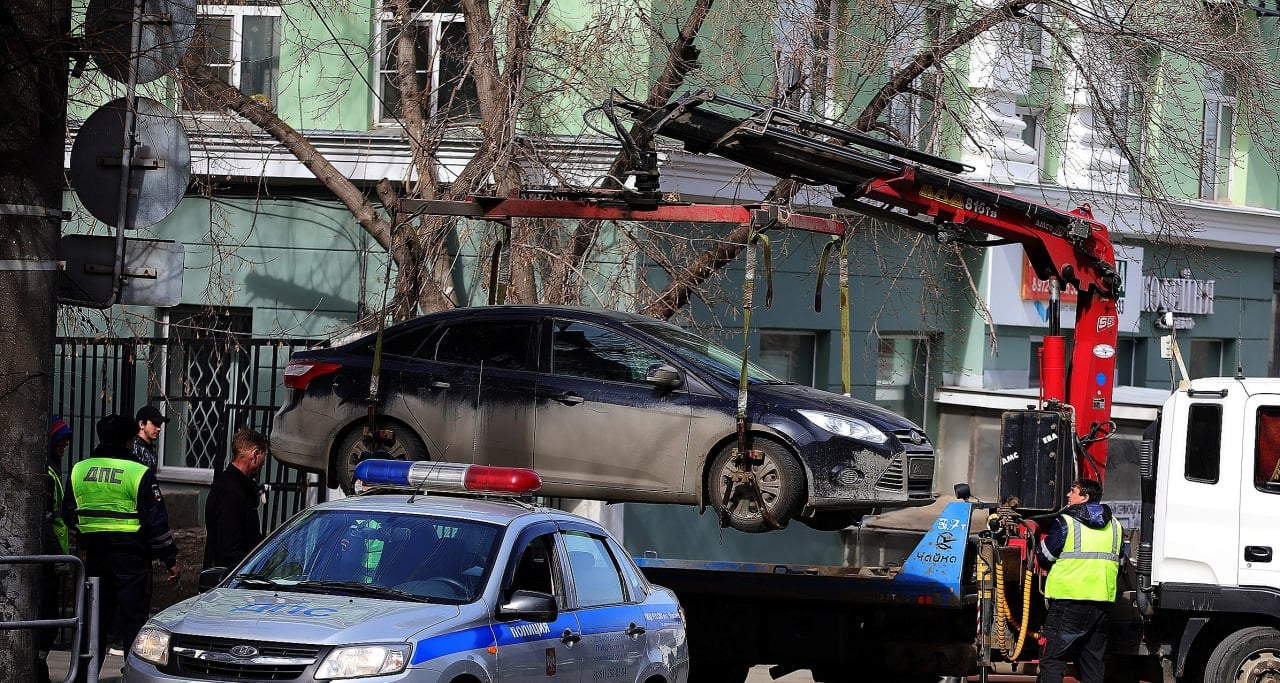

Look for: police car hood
[152,588,460,645]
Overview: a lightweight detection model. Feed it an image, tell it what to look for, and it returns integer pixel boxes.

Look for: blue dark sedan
[272,305,935,532]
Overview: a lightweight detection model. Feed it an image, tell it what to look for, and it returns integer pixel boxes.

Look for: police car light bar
[354,460,542,495]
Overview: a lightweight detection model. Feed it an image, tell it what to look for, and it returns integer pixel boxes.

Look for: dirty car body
[272,305,935,530]
[125,490,688,682]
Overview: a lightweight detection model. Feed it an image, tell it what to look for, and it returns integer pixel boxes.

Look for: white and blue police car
[124,460,689,682]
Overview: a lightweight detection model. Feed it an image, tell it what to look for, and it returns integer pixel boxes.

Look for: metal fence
[54,335,324,531]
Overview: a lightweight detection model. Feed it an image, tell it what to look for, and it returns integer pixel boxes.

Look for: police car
[124,461,689,682]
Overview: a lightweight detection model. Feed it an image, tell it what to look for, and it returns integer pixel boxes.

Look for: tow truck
[584,91,1280,682]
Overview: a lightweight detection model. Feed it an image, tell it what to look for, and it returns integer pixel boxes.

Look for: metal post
[84,577,100,683]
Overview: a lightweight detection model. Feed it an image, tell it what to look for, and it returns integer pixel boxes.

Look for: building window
[886,3,944,151]
[160,305,253,473]
[1200,70,1236,201]
[1189,338,1224,379]
[773,0,837,115]
[182,4,281,112]
[876,335,932,428]
[375,1,479,124]
[759,330,816,386]
[1018,107,1046,176]
[1021,3,1051,65]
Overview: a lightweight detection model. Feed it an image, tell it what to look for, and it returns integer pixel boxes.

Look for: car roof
[307,490,594,530]
[409,304,665,326]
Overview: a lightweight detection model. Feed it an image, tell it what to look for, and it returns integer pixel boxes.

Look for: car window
[238,509,501,604]
[563,531,627,607]
[605,536,650,601]
[551,320,663,384]
[374,324,438,358]
[631,321,782,384]
[507,533,565,607]
[430,320,535,370]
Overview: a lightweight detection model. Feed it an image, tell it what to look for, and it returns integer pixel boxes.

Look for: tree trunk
[0,0,68,677]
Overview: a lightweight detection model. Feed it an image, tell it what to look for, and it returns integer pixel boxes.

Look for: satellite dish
[70,96,191,229]
[84,0,197,85]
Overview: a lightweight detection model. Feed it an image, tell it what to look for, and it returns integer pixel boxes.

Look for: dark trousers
[79,548,151,680]
[1038,599,1109,683]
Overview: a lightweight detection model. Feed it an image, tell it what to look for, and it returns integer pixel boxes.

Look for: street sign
[84,0,197,85]
[69,96,191,229]
[57,234,185,308]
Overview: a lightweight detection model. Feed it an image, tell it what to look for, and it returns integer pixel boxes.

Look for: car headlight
[131,626,171,667]
[316,644,409,679]
[797,410,888,444]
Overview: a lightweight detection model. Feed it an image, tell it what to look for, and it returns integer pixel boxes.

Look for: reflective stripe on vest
[71,458,147,534]
[1043,516,1122,602]
[48,466,69,553]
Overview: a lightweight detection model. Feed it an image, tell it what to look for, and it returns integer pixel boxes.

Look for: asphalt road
[747,665,816,682]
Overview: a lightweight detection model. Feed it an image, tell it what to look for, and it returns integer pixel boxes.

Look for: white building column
[960,19,1037,185]
[1058,37,1130,192]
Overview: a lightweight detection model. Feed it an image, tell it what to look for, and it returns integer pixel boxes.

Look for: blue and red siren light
[353,459,542,495]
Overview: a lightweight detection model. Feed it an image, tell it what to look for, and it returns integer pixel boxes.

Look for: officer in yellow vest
[64,414,181,679]
[1035,478,1123,683]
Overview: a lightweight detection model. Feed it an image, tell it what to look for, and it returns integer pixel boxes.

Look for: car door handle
[561,629,582,645]
[551,392,584,406]
[429,380,451,390]
[1246,546,1273,563]
[625,623,646,637]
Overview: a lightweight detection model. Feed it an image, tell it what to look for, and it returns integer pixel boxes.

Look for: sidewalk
[46,647,126,683]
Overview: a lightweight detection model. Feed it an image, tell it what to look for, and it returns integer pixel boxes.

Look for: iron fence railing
[54,336,324,532]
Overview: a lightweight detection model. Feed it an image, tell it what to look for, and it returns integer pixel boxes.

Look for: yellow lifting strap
[737,229,771,421]
[813,231,852,395]
[488,222,512,305]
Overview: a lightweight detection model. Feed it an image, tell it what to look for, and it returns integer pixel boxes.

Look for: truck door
[1237,399,1280,588]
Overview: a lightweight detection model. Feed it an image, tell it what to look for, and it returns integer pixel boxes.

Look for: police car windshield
[236,509,502,605]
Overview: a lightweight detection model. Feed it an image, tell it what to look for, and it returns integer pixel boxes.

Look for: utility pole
[0,0,70,677]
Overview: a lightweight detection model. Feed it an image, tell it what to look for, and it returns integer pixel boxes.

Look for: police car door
[496,527,585,681]
[561,527,647,682]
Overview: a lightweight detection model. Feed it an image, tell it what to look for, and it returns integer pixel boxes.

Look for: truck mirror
[953,483,972,501]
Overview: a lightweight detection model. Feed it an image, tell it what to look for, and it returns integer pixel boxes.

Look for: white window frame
[1017,106,1046,176]
[773,0,838,116]
[1200,69,1236,201]
[886,2,943,151]
[184,4,282,114]
[373,8,467,125]
[758,329,818,386]
[1022,3,1052,66]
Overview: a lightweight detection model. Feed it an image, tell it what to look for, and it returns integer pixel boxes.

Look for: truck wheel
[334,427,427,494]
[706,438,804,533]
[1203,625,1280,682]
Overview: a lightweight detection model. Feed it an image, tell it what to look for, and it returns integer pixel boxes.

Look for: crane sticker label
[919,185,998,219]
[1097,315,1118,332]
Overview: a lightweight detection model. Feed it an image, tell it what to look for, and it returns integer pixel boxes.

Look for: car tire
[1203,625,1280,683]
[799,510,865,532]
[706,437,804,533]
[334,426,428,494]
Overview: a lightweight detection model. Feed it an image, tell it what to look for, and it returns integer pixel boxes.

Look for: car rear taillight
[283,361,342,390]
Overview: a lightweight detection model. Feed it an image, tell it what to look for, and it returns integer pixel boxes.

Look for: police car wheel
[334,427,427,493]
[706,437,804,534]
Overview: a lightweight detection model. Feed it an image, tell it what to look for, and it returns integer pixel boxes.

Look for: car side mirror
[645,363,682,389]
[199,567,228,593]
[498,590,558,623]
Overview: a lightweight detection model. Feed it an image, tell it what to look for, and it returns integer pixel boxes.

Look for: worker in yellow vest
[64,414,181,680]
[1035,478,1123,683]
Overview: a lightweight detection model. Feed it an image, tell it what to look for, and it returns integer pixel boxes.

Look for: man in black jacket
[65,414,180,680]
[203,428,270,569]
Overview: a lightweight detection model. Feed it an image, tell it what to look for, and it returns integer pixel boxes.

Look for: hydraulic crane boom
[617,90,1123,488]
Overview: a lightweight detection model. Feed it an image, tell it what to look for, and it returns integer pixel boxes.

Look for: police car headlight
[797,410,888,444]
[316,644,409,679]
[131,626,171,667]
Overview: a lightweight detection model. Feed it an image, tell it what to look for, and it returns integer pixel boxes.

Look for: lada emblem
[229,644,259,658]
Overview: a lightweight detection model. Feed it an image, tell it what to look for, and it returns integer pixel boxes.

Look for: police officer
[65,414,181,677]
[1035,478,1123,683]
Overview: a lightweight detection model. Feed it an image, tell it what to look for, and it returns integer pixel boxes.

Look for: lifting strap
[814,230,852,395]
[488,221,512,305]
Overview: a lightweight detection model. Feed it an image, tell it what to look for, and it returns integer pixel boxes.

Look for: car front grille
[876,430,935,497]
[170,634,320,681]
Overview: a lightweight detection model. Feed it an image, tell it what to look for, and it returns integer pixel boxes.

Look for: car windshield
[631,322,785,384]
[234,508,502,605]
